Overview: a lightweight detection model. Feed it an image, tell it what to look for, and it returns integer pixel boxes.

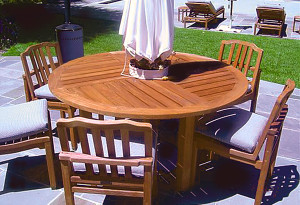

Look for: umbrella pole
[64,0,71,24]
[229,0,233,29]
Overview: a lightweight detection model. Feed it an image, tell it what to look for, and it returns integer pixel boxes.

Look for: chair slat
[57,126,71,152]
[105,129,118,177]
[244,47,254,75]
[38,47,51,78]
[91,128,107,176]
[54,44,63,66]
[239,46,249,71]
[144,130,152,157]
[233,44,242,68]
[120,129,132,178]
[29,52,43,86]
[78,127,94,174]
[227,43,236,64]
[218,42,225,61]
[46,46,57,71]
[33,49,48,83]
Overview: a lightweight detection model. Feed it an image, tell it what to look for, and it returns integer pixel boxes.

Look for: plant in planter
[129,57,171,80]
[119,0,174,79]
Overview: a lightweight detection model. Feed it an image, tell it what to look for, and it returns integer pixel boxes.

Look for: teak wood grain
[49,51,248,119]
[49,51,248,191]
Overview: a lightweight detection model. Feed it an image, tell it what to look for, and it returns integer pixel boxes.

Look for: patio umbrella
[119,0,174,63]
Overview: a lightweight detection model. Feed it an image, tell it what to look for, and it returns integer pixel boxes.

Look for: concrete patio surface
[0,0,300,204]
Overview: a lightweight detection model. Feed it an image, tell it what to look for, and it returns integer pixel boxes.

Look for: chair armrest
[59,151,153,166]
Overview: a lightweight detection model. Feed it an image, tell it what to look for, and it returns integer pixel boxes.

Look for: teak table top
[49,51,248,119]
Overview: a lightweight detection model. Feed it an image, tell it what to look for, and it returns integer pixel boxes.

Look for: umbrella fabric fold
[119,0,174,63]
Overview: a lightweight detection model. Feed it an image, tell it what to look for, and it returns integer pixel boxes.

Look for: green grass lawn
[2,4,299,87]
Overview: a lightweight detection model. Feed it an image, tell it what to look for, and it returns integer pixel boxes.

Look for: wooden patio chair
[191,79,295,205]
[254,6,286,37]
[184,1,225,30]
[0,99,56,189]
[218,40,264,112]
[57,117,158,205]
[20,42,77,150]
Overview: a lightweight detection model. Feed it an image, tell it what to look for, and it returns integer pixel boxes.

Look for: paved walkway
[0,0,300,204]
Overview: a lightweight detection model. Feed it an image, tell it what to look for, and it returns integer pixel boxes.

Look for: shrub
[0,0,43,5]
[0,15,18,49]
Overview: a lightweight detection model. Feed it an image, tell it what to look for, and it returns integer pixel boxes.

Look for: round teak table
[49,51,248,191]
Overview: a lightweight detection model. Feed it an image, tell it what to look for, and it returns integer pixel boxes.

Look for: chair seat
[34,84,57,100]
[195,107,268,153]
[73,136,156,177]
[0,99,49,143]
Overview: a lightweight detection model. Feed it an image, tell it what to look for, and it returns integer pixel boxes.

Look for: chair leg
[293,19,295,32]
[143,166,152,205]
[254,24,257,35]
[255,165,270,205]
[255,136,275,205]
[61,160,75,205]
[45,141,57,189]
[250,96,258,113]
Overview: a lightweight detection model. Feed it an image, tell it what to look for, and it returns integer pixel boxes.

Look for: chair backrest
[21,42,63,101]
[218,40,263,90]
[186,2,216,15]
[253,79,295,156]
[256,6,286,22]
[57,117,155,179]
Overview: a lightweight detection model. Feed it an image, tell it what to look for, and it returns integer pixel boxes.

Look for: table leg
[176,116,195,191]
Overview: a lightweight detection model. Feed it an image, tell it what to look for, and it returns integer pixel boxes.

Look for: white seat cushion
[34,84,57,100]
[0,99,49,143]
[195,107,268,153]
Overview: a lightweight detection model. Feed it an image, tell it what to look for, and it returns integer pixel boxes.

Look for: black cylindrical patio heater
[56,0,84,63]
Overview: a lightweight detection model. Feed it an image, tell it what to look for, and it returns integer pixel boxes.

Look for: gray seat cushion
[0,99,49,143]
[34,84,57,100]
[195,106,268,153]
[73,135,156,177]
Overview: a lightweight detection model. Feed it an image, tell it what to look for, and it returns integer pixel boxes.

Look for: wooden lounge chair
[254,6,286,37]
[57,117,158,205]
[21,42,77,150]
[184,1,225,30]
[191,79,295,205]
[218,40,264,113]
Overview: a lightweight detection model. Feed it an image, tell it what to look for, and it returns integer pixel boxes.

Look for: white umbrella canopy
[119,0,174,63]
